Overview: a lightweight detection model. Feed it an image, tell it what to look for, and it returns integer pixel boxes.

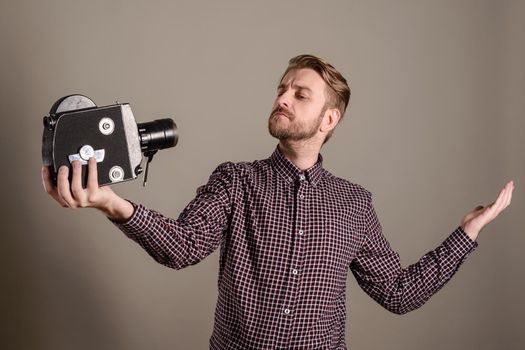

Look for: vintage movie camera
[42,95,178,187]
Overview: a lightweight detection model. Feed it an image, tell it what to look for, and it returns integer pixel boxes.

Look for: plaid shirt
[114,146,478,349]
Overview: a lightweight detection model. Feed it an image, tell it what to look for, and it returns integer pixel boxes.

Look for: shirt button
[299,174,305,181]
[298,230,304,236]
[292,269,298,275]
[299,194,304,199]
[284,308,291,315]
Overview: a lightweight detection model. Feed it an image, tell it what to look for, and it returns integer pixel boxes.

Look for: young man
[43,55,514,349]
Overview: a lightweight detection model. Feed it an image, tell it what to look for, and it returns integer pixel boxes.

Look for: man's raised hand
[461,181,514,240]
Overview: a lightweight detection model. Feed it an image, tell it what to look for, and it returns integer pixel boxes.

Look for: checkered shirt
[114,146,478,349]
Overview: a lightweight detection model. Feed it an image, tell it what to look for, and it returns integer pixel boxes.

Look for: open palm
[461,181,514,240]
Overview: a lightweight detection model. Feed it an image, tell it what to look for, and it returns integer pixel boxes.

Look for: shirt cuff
[108,200,147,237]
[444,226,479,261]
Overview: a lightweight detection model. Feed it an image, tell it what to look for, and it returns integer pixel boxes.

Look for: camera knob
[109,166,124,182]
[79,145,95,161]
[43,115,56,130]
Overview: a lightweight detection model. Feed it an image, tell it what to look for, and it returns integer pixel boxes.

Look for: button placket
[295,180,307,283]
[290,180,306,308]
[277,176,308,346]
[275,176,302,347]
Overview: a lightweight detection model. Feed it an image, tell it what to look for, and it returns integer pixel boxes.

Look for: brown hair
[280,54,351,118]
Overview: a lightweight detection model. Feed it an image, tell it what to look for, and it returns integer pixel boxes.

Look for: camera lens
[137,118,178,152]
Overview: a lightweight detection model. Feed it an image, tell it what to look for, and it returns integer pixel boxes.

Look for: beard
[268,105,326,142]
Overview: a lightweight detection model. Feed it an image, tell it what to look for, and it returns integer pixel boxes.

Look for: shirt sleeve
[350,196,478,314]
[110,162,235,270]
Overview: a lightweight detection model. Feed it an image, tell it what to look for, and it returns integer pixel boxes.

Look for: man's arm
[42,157,234,269]
[110,163,234,269]
[350,182,514,315]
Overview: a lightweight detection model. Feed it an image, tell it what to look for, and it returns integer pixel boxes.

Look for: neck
[278,139,322,171]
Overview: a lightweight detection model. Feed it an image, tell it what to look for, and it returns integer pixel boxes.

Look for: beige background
[1,0,524,349]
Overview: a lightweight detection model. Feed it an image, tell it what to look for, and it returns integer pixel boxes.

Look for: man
[43,55,514,349]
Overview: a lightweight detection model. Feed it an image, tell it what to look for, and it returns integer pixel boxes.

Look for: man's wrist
[99,194,135,223]
[461,224,479,241]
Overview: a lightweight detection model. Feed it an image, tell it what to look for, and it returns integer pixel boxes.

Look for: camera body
[42,95,178,187]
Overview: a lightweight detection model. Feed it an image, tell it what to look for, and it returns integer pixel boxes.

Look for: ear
[320,108,341,133]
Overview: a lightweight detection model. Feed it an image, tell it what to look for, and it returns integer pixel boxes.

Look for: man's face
[268,68,329,142]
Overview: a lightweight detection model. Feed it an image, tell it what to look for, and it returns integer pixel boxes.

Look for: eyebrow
[277,83,313,93]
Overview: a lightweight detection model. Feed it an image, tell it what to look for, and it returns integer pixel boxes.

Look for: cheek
[302,105,320,119]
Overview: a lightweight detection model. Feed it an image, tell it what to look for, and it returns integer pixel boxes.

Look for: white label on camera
[68,149,105,165]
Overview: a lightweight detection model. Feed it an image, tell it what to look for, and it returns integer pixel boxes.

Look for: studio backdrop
[1,1,523,349]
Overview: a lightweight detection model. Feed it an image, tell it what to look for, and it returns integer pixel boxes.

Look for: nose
[277,90,291,110]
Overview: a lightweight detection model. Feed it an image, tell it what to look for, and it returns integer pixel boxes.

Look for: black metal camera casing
[42,95,178,187]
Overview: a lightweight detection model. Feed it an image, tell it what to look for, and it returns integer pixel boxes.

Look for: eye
[296,94,308,100]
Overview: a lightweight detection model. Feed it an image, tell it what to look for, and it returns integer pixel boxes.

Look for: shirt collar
[270,145,325,186]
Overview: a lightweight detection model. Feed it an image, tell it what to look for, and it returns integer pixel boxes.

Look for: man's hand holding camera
[42,158,134,222]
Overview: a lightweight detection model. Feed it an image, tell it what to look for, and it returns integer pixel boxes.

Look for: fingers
[493,181,514,214]
[44,159,108,210]
[44,159,106,210]
[42,166,68,207]
[503,181,514,208]
[41,166,55,195]
[498,181,513,215]
[87,157,99,190]
[483,181,514,220]
[494,184,508,211]
[71,160,87,204]
[57,165,78,208]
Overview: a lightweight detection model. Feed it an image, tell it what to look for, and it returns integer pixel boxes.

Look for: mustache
[271,106,294,119]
